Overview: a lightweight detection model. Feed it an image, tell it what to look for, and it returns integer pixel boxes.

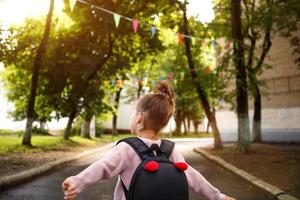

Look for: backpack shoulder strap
[117,137,155,161]
[160,139,175,159]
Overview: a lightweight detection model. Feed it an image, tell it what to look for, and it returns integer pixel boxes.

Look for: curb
[193,148,299,200]
[0,142,115,191]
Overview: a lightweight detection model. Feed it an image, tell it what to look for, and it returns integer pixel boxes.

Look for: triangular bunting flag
[142,78,148,86]
[211,40,216,49]
[191,37,196,46]
[173,79,178,85]
[139,79,143,86]
[133,20,139,33]
[151,26,156,38]
[69,0,77,11]
[117,80,124,87]
[180,72,185,79]
[204,66,211,74]
[234,41,239,50]
[178,34,183,44]
[226,41,231,49]
[113,14,121,28]
[111,80,115,86]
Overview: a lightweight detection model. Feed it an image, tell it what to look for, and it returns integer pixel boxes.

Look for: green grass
[0,132,211,155]
[0,129,23,136]
[0,135,116,155]
[0,133,135,154]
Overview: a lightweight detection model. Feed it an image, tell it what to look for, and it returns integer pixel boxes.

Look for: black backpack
[117,137,189,200]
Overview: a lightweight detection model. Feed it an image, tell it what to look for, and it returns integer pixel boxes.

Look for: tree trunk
[39,121,47,132]
[174,109,182,136]
[174,120,182,136]
[112,86,123,136]
[81,118,91,139]
[39,121,46,130]
[252,84,262,142]
[181,5,223,148]
[248,0,272,143]
[187,117,191,133]
[63,34,114,137]
[137,80,142,99]
[209,111,223,148]
[64,109,77,139]
[231,0,250,154]
[183,118,188,135]
[206,121,210,133]
[193,121,199,134]
[22,0,54,146]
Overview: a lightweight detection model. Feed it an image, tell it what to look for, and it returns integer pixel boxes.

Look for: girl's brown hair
[136,81,175,133]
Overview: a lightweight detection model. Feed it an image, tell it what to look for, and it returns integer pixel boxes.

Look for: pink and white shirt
[66,137,226,200]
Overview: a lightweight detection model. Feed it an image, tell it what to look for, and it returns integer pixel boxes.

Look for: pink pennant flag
[132,19,139,33]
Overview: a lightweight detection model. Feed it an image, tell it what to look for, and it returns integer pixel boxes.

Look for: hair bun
[154,81,174,100]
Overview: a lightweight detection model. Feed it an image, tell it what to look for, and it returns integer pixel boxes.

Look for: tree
[112,76,125,136]
[60,0,168,139]
[240,0,273,143]
[151,48,206,136]
[171,0,223,148]
[1,16,75,137]
[273,0,300,67]
[79,80,112,138]
[213,0,299,146]
[230,0,251,153]
[22,0,55,145]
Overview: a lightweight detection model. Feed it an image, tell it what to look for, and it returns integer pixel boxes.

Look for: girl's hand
[225,196,236,200]
[62,179,77,200]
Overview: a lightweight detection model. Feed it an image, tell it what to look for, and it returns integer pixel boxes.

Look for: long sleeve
[170,147,226,200]
[66,142,128,193]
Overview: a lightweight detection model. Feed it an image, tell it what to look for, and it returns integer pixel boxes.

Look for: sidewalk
[0,142,115,191]
[194,143,300,200]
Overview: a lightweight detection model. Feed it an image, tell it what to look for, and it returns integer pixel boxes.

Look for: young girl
[62,81,235,200]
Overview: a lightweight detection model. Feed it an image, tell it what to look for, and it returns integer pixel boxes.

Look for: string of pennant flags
[68,0,221,88]
[95,66,213,88]
[70,0,241,50]
[68,0,255,88]
[99,76,175,89]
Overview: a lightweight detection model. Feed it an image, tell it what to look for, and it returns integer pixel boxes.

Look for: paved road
[0,138,274,200]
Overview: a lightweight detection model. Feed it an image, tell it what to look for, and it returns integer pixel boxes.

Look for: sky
[186,0,215,23]
[0,0,64,26]
[0,0,215,26]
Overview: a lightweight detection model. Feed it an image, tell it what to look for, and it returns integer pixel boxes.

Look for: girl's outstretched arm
[62,142,128,196]
[62,180,77,200]
[170,147,235,200]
